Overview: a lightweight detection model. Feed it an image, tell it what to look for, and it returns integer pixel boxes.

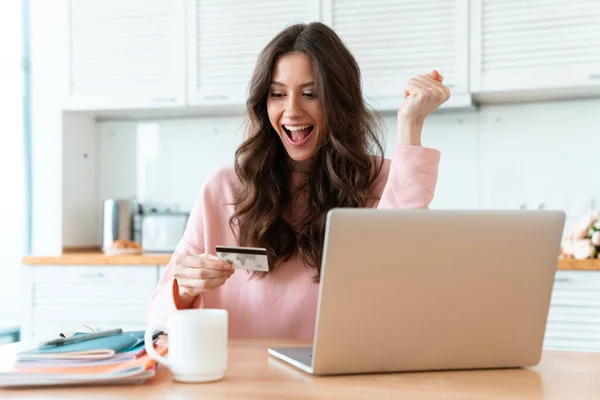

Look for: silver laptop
[268,209,565,375]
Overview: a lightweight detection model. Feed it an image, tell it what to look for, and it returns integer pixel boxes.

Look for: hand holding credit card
[174,253,235,299]
[215,246,269,272]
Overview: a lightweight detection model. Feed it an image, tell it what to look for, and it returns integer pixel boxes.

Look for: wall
[92,97,600,241]
[62,114,98,247]
[96,112,477,213]
[0,0,25,320]
[98,116,247,212]
[29,0,70,255]
[477,99,599,216]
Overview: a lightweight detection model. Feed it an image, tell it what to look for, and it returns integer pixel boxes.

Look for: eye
[303,92,316,99]
[269,92,284,98]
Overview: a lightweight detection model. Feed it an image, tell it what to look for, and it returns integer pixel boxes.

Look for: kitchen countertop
[557,258,600,270]
[22,248,172,266]
[21,249,600,270]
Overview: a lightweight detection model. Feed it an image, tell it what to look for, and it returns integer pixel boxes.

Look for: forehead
[271,52,315,86]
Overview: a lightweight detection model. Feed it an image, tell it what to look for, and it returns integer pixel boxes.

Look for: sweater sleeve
[376,144,441,209]
[146,191,207,330]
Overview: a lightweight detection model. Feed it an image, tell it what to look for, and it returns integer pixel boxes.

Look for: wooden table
[2,339,600,399]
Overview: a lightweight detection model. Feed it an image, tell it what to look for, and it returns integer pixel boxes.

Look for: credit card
[215,246,269,272]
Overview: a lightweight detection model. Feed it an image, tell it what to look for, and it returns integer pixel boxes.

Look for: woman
[147,22,450,338]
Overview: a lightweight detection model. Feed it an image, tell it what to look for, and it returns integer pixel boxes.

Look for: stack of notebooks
[0,330,167,388]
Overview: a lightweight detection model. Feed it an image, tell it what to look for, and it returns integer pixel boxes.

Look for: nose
[283,95,302,119]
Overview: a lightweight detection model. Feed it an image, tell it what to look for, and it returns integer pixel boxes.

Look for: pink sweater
[147,144,440,339]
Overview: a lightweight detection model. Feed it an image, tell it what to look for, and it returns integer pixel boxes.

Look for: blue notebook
[18,331,151,360]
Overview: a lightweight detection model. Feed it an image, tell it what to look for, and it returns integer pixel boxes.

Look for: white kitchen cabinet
[158,265,167,282]
[19,265,600,349]
[470,0,600,98]
[65,0,187,110]
[21,265,161,342]
[321,0,472,111]
[544,270,600,352]
[189,0,319,106]
[46,0,600,116]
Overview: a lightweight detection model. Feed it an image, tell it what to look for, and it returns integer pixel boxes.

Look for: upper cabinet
[471,0,600,96]
[321,0,471,110]
[65,0,187,110]
[61,0,600,114]
[189,0,319,106]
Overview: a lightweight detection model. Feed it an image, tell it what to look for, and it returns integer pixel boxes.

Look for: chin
[287,151,315,162]
[283,143,319,162]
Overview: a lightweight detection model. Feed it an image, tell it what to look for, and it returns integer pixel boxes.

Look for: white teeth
[284,125,311,131]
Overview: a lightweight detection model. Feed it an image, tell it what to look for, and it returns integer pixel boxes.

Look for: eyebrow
[270,81,315,88]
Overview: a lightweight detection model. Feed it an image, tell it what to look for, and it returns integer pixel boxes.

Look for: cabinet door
[24,265,157,342]
[322,0,470,111]
[471,0,600,95]
[189,0,319,106]
[66,0,186,110]
[158,265,167,282]
[544,271,600,352]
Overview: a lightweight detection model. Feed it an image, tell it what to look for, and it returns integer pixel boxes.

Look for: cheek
[311,105,324,130]
[266,102,281,131]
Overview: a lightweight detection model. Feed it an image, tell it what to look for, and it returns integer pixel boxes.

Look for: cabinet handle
[203,95,229,101]
[554,277,571,283]
[590,74,600,80]
[151,97,177,104]
[78,273,105,279]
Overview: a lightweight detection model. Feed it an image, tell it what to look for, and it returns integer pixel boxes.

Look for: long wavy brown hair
[229,22,385,282]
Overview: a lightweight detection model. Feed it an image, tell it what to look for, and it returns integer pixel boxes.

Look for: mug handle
[144,325,170,368]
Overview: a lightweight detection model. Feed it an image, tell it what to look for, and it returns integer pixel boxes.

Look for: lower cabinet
[545,270,600,352]
[20,265,600,351]
[21,265,162,342]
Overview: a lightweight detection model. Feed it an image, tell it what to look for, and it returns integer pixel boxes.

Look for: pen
[39,328,124,348]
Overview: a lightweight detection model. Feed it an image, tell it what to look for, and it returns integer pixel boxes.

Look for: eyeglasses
[58,324,119,338]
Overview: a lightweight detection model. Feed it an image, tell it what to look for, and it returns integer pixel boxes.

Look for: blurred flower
[561,237,575,257]
[592,231,600,246]
[561,212,600,260]
[573,239,596,260]
[572,212,598,240]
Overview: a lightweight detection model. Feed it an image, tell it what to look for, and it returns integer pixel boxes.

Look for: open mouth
[282,124,314,145]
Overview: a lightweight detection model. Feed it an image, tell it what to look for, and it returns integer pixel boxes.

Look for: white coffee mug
[145,309,228,383]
